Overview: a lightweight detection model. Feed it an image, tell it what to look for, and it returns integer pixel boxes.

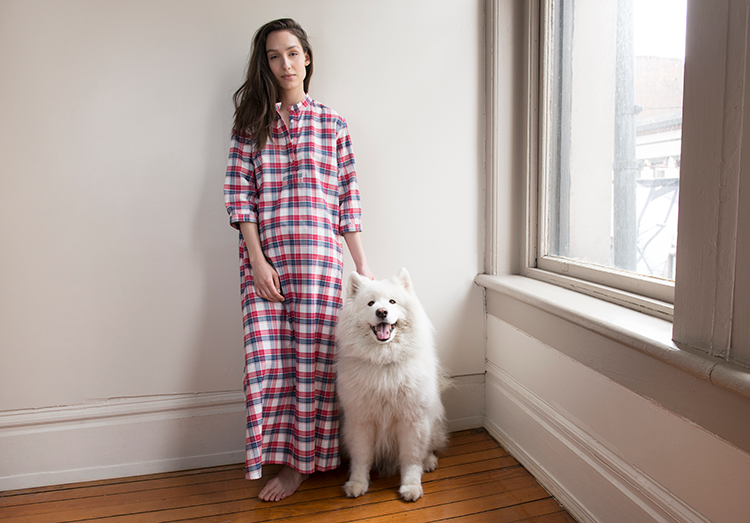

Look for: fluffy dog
[335,268,447,502]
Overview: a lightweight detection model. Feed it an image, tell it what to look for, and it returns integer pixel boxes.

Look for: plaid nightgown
[224,95,362,480]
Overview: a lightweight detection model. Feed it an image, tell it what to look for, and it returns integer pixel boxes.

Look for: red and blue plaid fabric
[224,94,362,480]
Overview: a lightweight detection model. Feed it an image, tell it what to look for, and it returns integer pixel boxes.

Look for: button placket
[288,110,300,176]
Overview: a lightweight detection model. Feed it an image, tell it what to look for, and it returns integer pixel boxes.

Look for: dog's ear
[347,271,365,297]
[395,267,414,293]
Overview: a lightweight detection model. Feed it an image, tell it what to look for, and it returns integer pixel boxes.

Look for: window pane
[546,0,686,281]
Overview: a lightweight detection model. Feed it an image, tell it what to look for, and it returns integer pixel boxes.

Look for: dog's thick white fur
[335,268,447,502]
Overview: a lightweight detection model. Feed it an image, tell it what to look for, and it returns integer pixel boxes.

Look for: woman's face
[265,30,309,99]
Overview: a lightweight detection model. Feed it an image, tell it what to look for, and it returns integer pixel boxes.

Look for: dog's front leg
[396,421,428,501]
[343,421,374,498]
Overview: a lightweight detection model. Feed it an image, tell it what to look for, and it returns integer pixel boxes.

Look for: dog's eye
[389,300,396,304]
[368,301,375,307]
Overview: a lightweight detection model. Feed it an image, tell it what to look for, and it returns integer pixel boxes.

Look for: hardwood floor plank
[527,510,579,522]
[438,438,502,458]
[362,497,567,523]
[179,474,547,523]
[39,457,519,523]
[445,429,495,447]
[0,466,252,513]
[0,470,253,513]
[0,429,578,523]
[74,462,529,523]
[0,465,244,505]
[270,483,548,523]
[0,477,256,519]
[437,447,509,468]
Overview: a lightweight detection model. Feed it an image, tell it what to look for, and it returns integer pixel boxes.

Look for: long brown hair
[232,18,314,150]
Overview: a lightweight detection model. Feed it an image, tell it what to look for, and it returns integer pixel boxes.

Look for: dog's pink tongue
[376,323,391,341]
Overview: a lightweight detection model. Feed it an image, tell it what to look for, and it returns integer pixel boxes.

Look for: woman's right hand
[252,259,285,302]
[238,222,284,303]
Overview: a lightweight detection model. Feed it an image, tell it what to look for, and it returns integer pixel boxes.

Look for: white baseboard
[0,375,484,492]
[0,392,247,491]
[443,373,486,432]
[484,362,711,523]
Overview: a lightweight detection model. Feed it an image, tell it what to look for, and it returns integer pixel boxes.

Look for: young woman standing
[224,19,374,502]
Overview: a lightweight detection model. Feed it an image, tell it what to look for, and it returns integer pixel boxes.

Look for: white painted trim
[484,0,501,275]
[0,392,248,491]
[521,267,674,321]
[532,261,675,315]
[446,416,485,433]
[485,362,712,523]
[673,0,738,357]
[484,417,595,523]
[0,391,246,436]
[476,273,750,401]
[1,449,247,493]
[443,374,486,433]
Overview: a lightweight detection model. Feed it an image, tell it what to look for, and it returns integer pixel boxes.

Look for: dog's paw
[343,479,369,498]
[423,453,439,473]
[399,483,423,502]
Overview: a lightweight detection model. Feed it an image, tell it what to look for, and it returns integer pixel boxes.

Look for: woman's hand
[239,221,284,302]
[252,258,285,302]
[356,263,376,281]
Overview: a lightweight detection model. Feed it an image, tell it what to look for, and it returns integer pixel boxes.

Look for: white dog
[335,268,447,502]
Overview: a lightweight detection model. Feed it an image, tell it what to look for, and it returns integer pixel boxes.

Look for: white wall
[485,310,750,523]
[0,0,485,489]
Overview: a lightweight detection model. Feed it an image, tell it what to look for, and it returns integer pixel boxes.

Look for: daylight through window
[542,0,686,286]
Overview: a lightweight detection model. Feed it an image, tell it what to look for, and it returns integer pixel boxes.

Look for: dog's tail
[438,365,453,393]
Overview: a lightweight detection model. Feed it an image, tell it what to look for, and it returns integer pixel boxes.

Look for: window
[535,0,687,315]
[483,0,750,366]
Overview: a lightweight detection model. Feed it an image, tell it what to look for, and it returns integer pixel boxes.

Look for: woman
[224,18,374,502]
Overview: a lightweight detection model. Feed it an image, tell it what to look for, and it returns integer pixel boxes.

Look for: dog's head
[337,268,435,366]
[341,268,422,346]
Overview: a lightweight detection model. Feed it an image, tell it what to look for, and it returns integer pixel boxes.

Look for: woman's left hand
[357,264,376,281]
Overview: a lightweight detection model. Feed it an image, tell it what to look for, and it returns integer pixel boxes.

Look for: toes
[423,453,439,472]
[259,480,284,501]
[344,479,369,498]
[258,468,309,502]
[399,483,423,501]
[258,485,276,501]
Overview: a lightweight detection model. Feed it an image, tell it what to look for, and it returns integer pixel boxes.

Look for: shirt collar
[276,93,312,116]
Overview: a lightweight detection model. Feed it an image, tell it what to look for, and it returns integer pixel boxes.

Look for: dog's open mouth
[371,322,397,342]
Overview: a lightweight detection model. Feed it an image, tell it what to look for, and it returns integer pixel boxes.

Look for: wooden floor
[0,429,576,523]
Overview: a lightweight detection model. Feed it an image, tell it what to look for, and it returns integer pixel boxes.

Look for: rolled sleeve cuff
[228,211,258,230]
[339,215,363,235]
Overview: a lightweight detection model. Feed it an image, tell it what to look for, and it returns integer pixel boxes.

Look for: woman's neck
[279,88,306,113]
[279,89,305,130]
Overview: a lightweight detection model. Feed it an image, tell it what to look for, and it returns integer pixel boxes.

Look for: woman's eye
[368,301,375,307]
[389,300,396,304]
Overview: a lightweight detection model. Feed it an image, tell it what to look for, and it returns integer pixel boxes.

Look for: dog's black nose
[376,308,388,319]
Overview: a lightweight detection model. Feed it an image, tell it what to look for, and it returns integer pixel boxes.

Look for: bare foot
[258,466,310,502]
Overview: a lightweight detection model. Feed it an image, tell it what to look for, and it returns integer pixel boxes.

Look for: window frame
[484,0,750,365]
[521,0,676,321]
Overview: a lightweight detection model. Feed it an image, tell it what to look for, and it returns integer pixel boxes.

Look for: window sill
[475,274,750,402]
